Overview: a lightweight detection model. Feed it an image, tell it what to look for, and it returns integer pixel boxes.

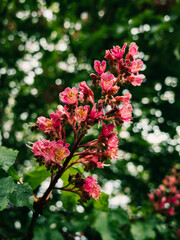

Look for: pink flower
[37,116,52,134]
[175,194,180,199]
[110,43,127,59]
[82,176,101,199]
[80,154,103,169]
[100,72,115,92]
[102,123,115,137]
[75,105,90,123]
[130,59,143,73]
[50,112,61,128]
[106,146,118,159]
[89,104,105,119]
[79,81,94,104]
[53,140,70,164]
[106,133,118,159]
[31,139,70,166]
[148,193,154,201]
[104,50,114,61]
[114,92,132,104]
[127,74,145,86]
[94,60,106,76]
[115,103,133,122]
[108,85,120,95]
[32,140,56,164]
[167,207,175,215]
[126,42,139,59]
[59,87,78,105]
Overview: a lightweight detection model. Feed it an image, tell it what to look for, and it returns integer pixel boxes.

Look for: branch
[27,133,85,239]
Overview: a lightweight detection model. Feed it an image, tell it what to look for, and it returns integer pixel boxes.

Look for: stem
[26,212,39,240]
[72,125,77,143]
[64,159,80,171]
[27,133,85,239]
[54,187,81,196]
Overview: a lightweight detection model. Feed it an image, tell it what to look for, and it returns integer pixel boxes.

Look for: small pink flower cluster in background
[149,165,180,216]
[29,42,145,201]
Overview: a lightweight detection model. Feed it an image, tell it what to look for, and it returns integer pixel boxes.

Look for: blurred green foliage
[0,0,180,239]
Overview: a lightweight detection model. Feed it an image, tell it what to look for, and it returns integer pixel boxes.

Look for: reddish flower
[75,105,90,123]
[114,92,132,104]
[50,112,61,128]
[115,103,133,122]
[100,72,115,92]
[149,165,180,216]
[104,50,114,62]
[79,154,103,169]
[31,139,70,166]
[89,104,105,119]
[127,74,145,86]
[79,81,94,104]
[37,116,52,134]
[102,123,115,137]
[106,133,118,159]
[53,140,70,164]
[167,207,175,216]
[130,59,143,73]
[82,176,101,199]
[94,60,106,76]
[59,87,78,105]
[110,43,127,59]
[126,42,139,59]
[31,140,56,164]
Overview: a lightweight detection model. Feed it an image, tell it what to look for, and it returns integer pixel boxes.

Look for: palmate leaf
[0,146,18,172]
[10,183,34,210]
[0,176,14,211]
[8,165,20,181]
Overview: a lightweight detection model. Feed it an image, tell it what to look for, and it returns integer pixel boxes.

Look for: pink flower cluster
[31,140,70,169]
[82,176,101,199]
[79,123,118,170]
[29,42,145,201]
[91,42,145,88]
[149,165,180,216]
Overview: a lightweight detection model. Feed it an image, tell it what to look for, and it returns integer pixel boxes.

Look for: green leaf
[93,212,114,240]
[0,146,18,172]
[61,162,84,186]
[8,166,20,181]
[23,165,51,190]
[61,190,80,211]
[93,192,109,212]
[10,183,33,210]
[0,176,14,211]
[109,207,129,227]
[131,221,156,240]
[33,227,64,240]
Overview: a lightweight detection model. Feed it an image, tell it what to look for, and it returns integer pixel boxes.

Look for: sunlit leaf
[23,165,51,190]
